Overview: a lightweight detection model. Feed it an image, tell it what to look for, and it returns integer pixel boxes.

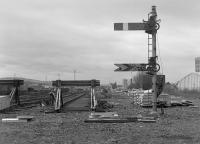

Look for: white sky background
[0,0,200,84]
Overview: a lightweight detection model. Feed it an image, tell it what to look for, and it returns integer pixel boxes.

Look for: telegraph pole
[73,70,76,80]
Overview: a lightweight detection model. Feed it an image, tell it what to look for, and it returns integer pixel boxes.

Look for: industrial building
[122,79,128,89]
[176,57,200,91]
[195,57,200,72]
[176,72,200,91]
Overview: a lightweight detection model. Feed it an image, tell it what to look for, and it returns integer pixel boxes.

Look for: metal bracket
[90,87,97,110]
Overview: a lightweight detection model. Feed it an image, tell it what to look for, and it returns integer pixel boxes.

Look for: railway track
[18,94,50,105]
[9,91,90,112]
[17,91,85,105]
[0,90,91,114]
[63,92,91,111]
[62,92,87,106]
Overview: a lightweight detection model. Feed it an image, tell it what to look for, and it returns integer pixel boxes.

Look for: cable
[156,33,164,74]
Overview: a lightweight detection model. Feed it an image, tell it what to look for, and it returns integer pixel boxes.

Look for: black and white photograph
[0,0,200,143]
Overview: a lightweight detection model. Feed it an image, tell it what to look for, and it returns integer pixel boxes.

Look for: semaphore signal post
[114,6,160,112]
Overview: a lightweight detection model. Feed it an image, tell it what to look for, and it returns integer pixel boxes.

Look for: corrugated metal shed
[176,72,200,91]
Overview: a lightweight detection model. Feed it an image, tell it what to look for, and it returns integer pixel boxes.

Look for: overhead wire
[156,33,164,74]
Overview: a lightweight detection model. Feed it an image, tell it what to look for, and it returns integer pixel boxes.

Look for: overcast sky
[0,0,200,84]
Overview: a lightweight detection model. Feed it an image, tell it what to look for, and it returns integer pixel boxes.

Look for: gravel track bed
[0,93,200,144]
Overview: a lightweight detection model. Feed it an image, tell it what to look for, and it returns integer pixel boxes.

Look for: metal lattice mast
[151,6,158,112]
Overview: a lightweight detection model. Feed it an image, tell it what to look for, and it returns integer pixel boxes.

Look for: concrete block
[2,118,27,122]
[89,112,118,118]
[17,115,34,121]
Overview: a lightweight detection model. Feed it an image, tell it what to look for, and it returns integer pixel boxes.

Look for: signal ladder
[148,34,152,61]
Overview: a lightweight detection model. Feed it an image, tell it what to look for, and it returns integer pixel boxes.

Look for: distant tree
[110,82,117,89]
[27,87,34,92]
[163,82,179,95]
[131,72,152,90]
[101,88,108,93]
[127,83,135,89]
